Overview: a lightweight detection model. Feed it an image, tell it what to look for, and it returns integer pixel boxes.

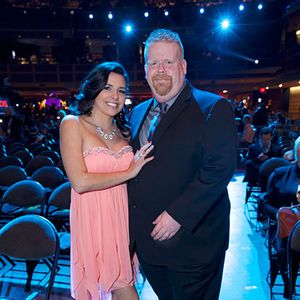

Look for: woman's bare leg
[111,286,138,300]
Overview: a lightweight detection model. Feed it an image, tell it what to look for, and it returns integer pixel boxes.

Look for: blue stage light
[239,4,245,11]
[144,11,149,18]
[221,19,230,30]
[108,12,113,20]
[199,8,205,14]
[89,14,94,19]
[258,3,263,10]
[125,25,132,33]
[164,10,169,16]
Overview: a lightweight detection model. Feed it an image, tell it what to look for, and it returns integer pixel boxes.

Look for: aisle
[141,171,270,300]
[219,172,269,300]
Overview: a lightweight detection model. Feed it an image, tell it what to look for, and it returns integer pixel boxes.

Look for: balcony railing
[0,58,283,87]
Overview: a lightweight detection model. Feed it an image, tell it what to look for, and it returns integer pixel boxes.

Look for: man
[244,127,281,187]
[128,28,237,300]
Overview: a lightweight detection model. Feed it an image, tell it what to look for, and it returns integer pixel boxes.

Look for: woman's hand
[128,142,154,178]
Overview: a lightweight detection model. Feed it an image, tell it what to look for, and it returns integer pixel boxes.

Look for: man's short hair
[294,136,300,161]
[259,127,273,136]
[144,28,184,62]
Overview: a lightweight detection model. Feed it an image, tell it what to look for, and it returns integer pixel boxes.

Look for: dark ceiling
[0,0,298,68]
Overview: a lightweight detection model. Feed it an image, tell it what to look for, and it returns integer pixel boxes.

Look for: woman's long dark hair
[69,61,130,138]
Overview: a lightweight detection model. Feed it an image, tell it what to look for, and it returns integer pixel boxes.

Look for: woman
[262,135,300,298]
[240,114,255,147]
[60,62,153,300]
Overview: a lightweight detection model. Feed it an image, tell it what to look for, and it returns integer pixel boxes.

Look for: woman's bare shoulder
[61,114,79,123]
[61,115,81,127]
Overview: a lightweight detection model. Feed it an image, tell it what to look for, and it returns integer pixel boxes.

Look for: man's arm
[262,171,280,220]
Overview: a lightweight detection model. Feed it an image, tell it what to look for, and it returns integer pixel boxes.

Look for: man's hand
[151,211,182,241]
[258,152,268,162]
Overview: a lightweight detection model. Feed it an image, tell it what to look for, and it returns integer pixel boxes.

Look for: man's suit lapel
[130,98,153,149]
[152,83,193,145]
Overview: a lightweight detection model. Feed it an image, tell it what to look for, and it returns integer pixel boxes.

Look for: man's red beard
[152,75,172,96]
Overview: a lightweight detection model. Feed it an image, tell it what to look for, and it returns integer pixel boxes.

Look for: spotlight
[199,8,205,14]
[125,25,132,33]
[70,10,75,15]
[164,10,169,16]
[221,19,230,30]
[108,12,113,19]
[239,4,245,11]
[89,14,94,19]
[23,10,27,15]
[125,98,132,105]
[254,59,259,64]
[278,83,283,88]
[144,11,149,18]
[258,3,263,10]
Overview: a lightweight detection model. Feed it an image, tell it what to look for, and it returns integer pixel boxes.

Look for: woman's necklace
[96,126,116,140]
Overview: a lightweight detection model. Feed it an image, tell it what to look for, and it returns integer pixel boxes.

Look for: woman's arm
[60,115,153,194]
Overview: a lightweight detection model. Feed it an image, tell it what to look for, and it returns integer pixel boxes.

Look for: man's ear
[182,59,187,75]
[144,64,148,79]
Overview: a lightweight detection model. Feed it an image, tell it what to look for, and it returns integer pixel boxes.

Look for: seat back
[28,142,45,152]
[0,156,23,168]
[39,150,61,165]
[31,166,65,189]
[48,181,71,210]
[8,145,29,155]
[288,220,300,253]
[287,220,300,298]
[56,160,66,175]
[0,214,59,299]
[13,150,34,166]
[1,179,46,215]
[259,157,291,192]
[0,165,27,186]
[0,214,58,259]
[32,145,52,156]
[25,156,54,176]
[46,181,71,234]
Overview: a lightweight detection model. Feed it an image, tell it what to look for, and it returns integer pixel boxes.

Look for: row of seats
[0,180,71,227]
[0,141,70,298]
[0,180,71,298]
[0,165,66,197]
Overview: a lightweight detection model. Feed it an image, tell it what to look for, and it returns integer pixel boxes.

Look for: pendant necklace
[96,126,116,140]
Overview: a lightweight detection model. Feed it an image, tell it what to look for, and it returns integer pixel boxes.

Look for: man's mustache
[153,75,172,81]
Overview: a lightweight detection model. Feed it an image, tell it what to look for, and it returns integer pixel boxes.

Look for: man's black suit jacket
[127,82,237,266]
[247,142,281,165]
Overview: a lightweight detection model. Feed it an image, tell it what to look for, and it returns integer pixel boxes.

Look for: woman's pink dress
[70,146,135,300]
